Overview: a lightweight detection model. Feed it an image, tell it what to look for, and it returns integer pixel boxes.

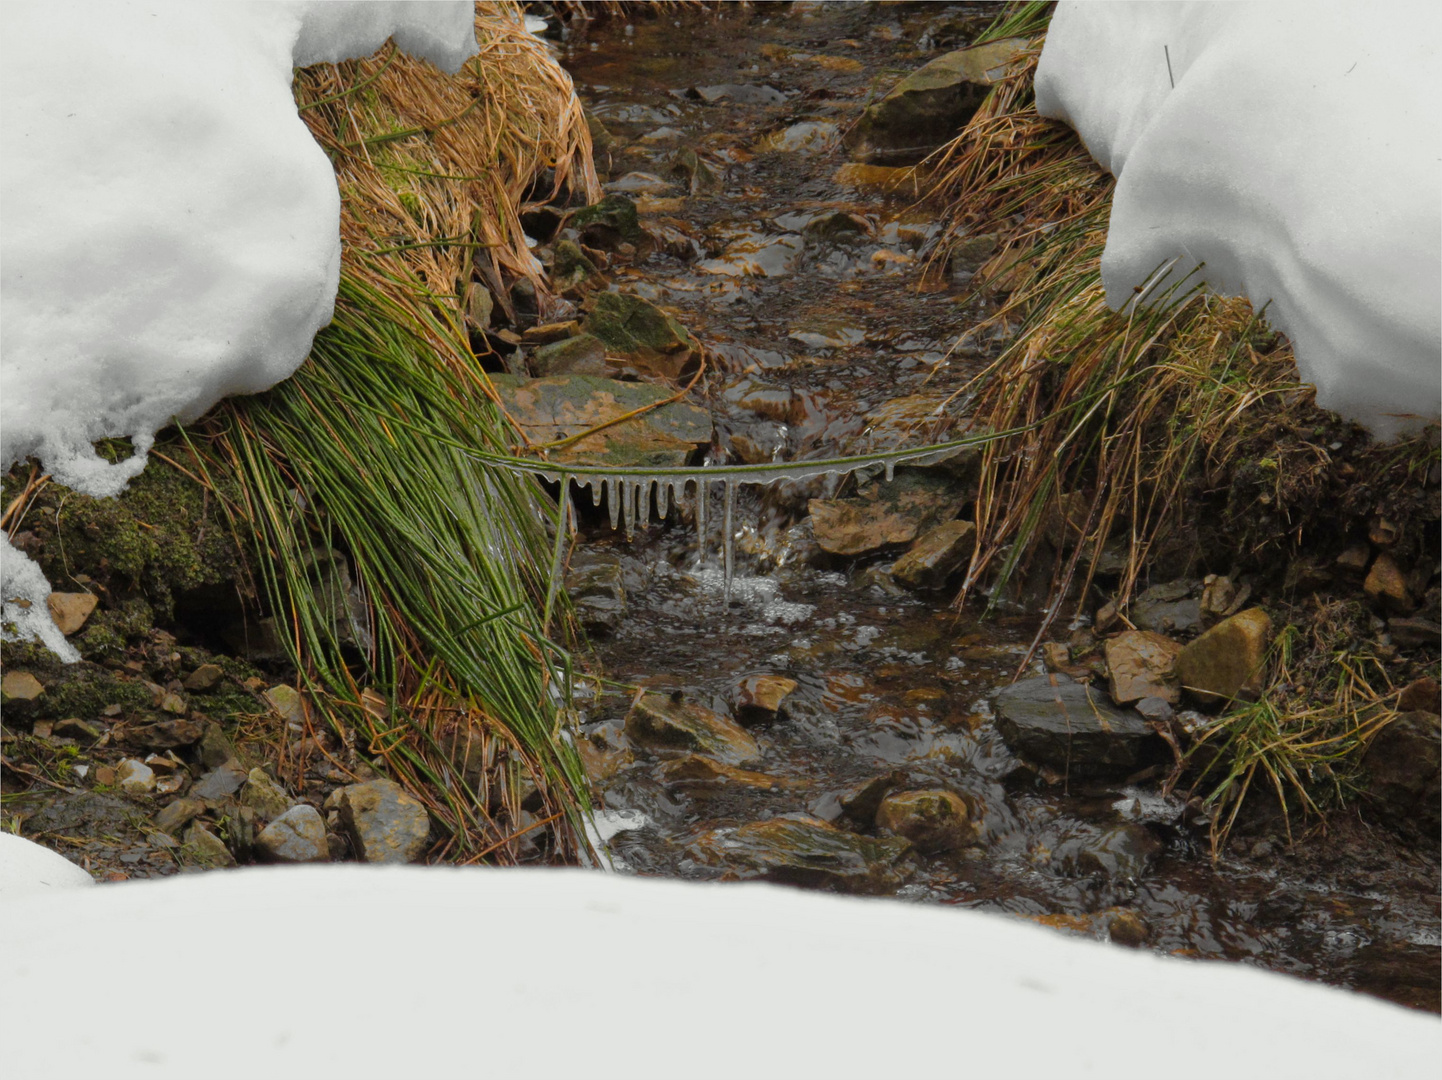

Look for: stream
[542,2,1439,1013]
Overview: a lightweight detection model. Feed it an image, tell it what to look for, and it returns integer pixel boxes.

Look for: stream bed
[546,2,1440,1013]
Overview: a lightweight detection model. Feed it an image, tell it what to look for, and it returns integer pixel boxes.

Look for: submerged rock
[655,755,797,791]
[875,789,979,853]
[1175,608,1273,707]
[733,674,798,725]
[625,692,761,766]
[688,815,910,893]
[993,675,1161,778]
[336,779,431,865]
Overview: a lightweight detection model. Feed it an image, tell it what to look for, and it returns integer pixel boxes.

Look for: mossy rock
[568,194,644,250]
[584,292,698,381]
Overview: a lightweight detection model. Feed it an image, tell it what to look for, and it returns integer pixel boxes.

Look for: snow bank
[0,832,93,901]
[1,853,1436,1078]
[1035,2,1441,439]
[0,1,476,654]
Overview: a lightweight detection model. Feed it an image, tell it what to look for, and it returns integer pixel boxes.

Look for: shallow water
[555,3,1439,1012]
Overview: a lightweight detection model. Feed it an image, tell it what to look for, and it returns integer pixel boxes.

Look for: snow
[0,832,94,900]
[1035,2,1441,440]
[0,842,1436,1078]
[0,1,477,655]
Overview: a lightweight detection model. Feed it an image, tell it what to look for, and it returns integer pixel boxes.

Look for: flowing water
[548,3,1439,1012]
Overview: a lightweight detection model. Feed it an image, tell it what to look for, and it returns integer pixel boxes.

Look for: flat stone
[255,805,330,864]
[52,717,105,744]
[196,723,236,769]
[181,822,235,869]
[531,333,608,377]
[1387,616,1438,649]
[604,171,676,196]
[1364,711,1441,838]
[875,790,979,853]
[758,120,838,154]
[240,768,293,820]
[2,672,44,702]
[1050,823,1163,879]
[153,797,205,837]
[264,685,305,729]
[116,758,155,795]
[1130,580,1202,635]
[625,692,761,766]
[1104,630,1183,705]
[993,675,1162,779]
[192,758,249,800]
[46,592,98,635]
[655,755,797,790]
[734,675,798,725]
[337,779,431,864]
[182,663,224,693]
[1134,697,1175,724]
[122,715,202,750]
[1364,553,1412,612]
[585,291,698,381]
[832,163,921,192]
[1175,608,1273,707]
[809,471,964,557]
[891,519,976,589]
[687,815,910,894]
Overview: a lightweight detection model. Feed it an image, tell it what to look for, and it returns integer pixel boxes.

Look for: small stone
[196,723,236,769]
[240,768,293,820]
[154,797,206,836]
[1,672,44,702]
[1335,545,1371,572]
[183,664,224,692]
[1386,616,1437,649]
[531,333,608,377]
[1108,910,1150,947]
[465,282,494,330]
[336,779,431,864]
[1042,643,1071,672]
[891,519,976,589]
[838,771,905,826]
[1130,580,1202,636]
[1398,676,1440,714]
[94,764,116,787]
[734,675,798,725]
[1104,630,1183,705]
[1175,608,1274,707]
[1364,711,1441,838]
[655,755,796,790]
[1368,517,1400,547]
[1134,697,1175,724]
[255,805,330,863]
[809,471,963,557]
[264,684,306,730]
[1364,554,1412,613]
[32,720,54,739]
[159,691,187,715]
[522,320,582,346]
[116,758,155,795]
[181,822,236,869]
[626,692,761,766]
[1094,600,1121,634]
[1200,575,1249,626]
[875,790,980,853]
[123,715,202,750]
[192,758,249,799]
[46,592,98,635]
[53,718,105,744]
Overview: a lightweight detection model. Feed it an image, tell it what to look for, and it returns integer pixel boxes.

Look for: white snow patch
[0,832,94,900]
[1035,2,1441,439]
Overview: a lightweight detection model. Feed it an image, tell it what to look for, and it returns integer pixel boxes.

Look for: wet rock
[583,292,698,381]
[788,318,863,349]
[994,675,1162,779]
[1398,676,1440,714]
[691,83,785,105]
[832,163,921,192]
[116,758,155,795]
[122,715,201,750]
[758,120,837,154]
[566,555,629,634]
[567,194,645,251]
[552,239,600,294]
[240,768,292,820]
[604,171,676,196]
[809,471,964,557]
[2,671,44,703]
[1108,910,1151,947]
[688,815,910,893]
[891,519,976,590]
[844,38,1029,163]
[154,797,205,838]
[875,790,979,853]
[1104,630,1183,706]
[625,692,760,767]
[1175,608,1274,707]
[1130,580,1202,636]
[1364,711,1441,838]
[336,779,431,864]
[668,148,721,193]
[655,755,795,790]
[491,374,710,468]
[181,822,235,869]
[182,663,224,693]
[701,231,805,279]
[734,675,798,725]
[255,805,330,864]
[192,759,248,800]
[829,771,906,825]
[52,717,105,744]
[531,333,608,378]
[1364,554,1412,613]
[46,592,98,635]
[578,726,634,787]
[1051,824,1163,879]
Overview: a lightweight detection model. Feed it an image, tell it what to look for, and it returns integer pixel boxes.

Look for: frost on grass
[0,1,477,657]
[1035,1,1441,439]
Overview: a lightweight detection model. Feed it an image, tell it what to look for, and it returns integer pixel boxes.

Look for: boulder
[687,815,910,893]
[1104,630,1183,705]
[993,675,1162,778]
[625,692,760,767]
[1175,608,1273,706]
[891,519,976,589]
[336,780,431,865]
[843,38,1030,163]
[875,790,979,853]
[255,806,330,864]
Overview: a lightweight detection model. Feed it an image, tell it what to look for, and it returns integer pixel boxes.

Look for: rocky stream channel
[2,2,1438,1016]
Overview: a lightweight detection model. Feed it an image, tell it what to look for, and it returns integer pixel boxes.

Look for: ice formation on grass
[0,844,1437,1078]
[0,1,476,655]
[1035,2,1441,439]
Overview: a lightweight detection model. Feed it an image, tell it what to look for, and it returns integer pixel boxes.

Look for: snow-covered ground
[1036,1,1441,439]
[0,835,1437,1078]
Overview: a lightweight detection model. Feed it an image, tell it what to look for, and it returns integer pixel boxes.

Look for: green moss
[37,666,152,722]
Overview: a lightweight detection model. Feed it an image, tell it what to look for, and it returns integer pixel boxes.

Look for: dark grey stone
[993,675,1163,778]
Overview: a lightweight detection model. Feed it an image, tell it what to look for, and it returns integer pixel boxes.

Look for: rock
[153,797,205,837]
[1199,575,1250,627]
[1335,545,1371,573]
[159,691,187,715]
[1130,580,1202,635]
[1050,824,1163,879]
[809,471,964,557]
[240,769,292,820]
[183,663,224,693]
[688,815,910,893]
[1386,616,1437,649]
[1364,554,1412,612]
[465,282,494,330]
[875,790,979,853]
[891,520,976,589]
[604,171,676,196]
[567,194,644,251]
[490,374,710,468]
[734,675,798,725]
[2,671,44,702]
[625,692,761,767]
[844,38,1030,163]
[52,717,105,744]
[691,83,785,105]
[1364,711,1441,838]
[181,822,235,869]
[1175,608,1273,707]
[1108,910,1151,947]
[196,723,236,769]
[192,758,249,800]
[115,758,155,795]
[1104,631,1183,705]
[655,755,796,790]
[668,147,721,192]
[264,684,305,730]
[758,121,837,154]
[566,556,629,634]
[836,771,906,826]
[122,715,202,750]
[552,240,600,293]
[1134,697,1175,725]
[336,779,431,864]
[46,592,98,635]
[531,333,608,377]
[993,675,1163,779]
[255,805,330,864]
[832,162,921,192]
[1397,676,1440,714]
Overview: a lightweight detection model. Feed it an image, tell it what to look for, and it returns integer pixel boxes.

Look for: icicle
[640,479,653,529]
[606,477,620,530]
[722,478,736,607]
[590,478,603,508]
[622,479,635,539]
[656,479,670,521]
[884,458,895,483]
[694,476,707,566]
[564,475,578,536]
